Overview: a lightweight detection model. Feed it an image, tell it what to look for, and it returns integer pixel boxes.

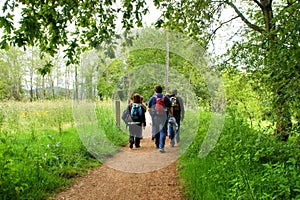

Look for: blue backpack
[130,103,143,120]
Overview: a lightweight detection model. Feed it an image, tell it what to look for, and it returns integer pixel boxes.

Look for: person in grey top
[168,89,184,146]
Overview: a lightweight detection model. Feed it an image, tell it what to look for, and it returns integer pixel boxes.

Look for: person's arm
[178,96,184,121]
[142,106,146,127]
[165,95,173,117]
[127,103,132,113]
[148,96,155,117]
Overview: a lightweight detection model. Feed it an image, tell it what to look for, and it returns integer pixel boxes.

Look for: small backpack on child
[130,103,143,121]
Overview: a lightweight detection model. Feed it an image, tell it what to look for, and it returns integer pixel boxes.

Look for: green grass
[3,100,298,199]
[179,112,300,200]
[0,127,100,199]
[0,100,128,199]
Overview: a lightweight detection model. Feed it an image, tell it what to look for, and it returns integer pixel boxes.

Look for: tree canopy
[0,0,148,63]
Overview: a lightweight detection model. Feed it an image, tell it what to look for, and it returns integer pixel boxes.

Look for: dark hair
[132,93,142,103]
[154,85,163,93]
[172,89,177,95]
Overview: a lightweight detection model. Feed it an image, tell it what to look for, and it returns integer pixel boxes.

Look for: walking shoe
[170,140,175,147]
[159,148,165,153]
[129,143,133,149]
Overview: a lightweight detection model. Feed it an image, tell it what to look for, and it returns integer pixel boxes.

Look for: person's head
[171,89,178,95]
[132,93,142,103]
[154,85,163,94]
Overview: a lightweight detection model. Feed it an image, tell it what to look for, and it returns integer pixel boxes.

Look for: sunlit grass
[0,99,128,199]
[179,111,300,200]
[0,100,74,135]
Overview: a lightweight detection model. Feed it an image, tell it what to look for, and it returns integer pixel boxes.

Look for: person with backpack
[168,89,184,147]
[148,85,172,153]
[127,93,146,149]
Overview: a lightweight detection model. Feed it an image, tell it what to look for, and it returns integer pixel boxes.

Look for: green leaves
[37,61,53,77]
[180,111,300,199]
[0,0,151,63]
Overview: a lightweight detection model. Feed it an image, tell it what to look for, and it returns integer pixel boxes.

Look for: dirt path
[54,113,184,200]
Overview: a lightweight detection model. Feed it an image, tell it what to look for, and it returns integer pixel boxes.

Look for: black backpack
[170,96,180,111]
[122,109,130,125]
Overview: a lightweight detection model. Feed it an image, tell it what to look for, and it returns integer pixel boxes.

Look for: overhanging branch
[207,15,239,43]
[225,1,264,34]
[253,0,263,9]
[213,16,239,35]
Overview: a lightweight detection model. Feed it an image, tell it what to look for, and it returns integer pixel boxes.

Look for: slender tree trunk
[30,47,34,101]
[51,75,55,99]
[30,68,34,101]
[42,76,45,99]
[74,64,78,100]
[165,31,169,93]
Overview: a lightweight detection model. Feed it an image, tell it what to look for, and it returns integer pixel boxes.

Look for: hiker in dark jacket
[168,89,184,146]
[127,93,146,149]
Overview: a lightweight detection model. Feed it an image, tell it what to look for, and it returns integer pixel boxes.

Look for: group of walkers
[124,85,184,153]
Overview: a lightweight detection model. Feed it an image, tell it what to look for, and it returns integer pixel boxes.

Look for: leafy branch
[225,1,264,33]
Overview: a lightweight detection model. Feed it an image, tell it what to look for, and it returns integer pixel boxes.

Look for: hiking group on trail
[123,85,184,153]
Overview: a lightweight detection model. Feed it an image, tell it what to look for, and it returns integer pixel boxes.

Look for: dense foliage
[154,0,300,139]
[179,111,300,199]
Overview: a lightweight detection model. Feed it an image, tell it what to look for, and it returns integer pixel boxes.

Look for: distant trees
[0,47,25,100]
[0,47,75,100]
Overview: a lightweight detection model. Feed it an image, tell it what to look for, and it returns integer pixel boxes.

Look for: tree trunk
[74,64,78,100]
[30,72,34,101]
[42,76,45,99]
[260,0,291,140]
[273,101,292,141]
[30,47,34,101]
[51,76,55,99]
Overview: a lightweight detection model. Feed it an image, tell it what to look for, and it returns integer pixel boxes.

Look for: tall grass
[179,112,300,199]
[0,100,127,199]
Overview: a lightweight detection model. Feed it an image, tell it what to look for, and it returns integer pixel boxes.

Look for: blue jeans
[168,115,181,145]
[152,115,168,149]
[168,123,181,144]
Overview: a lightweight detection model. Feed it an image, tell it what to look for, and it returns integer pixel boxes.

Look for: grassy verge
[0,127,100,199]
[179,111,300,199]
[0,100,128,199]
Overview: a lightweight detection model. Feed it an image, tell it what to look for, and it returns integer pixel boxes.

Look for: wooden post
[116,100,120,127]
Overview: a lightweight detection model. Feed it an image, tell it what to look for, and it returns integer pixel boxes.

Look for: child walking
[127,93,146,149]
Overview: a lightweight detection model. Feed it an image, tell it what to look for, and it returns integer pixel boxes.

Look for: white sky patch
[208,7,244,57]
[143,1,162,26]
